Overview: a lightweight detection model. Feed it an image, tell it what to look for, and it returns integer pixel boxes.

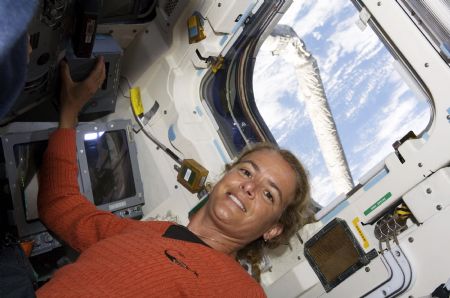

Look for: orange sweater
[36,129,266,297]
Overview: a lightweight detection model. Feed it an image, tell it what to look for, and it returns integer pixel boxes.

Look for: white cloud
[252,1,430,207]
[310,173,336,206]
[312,31,322,40]
[278,0,315,27]
[280,0,351,37]
[310,21,387,127]
[253,52,299,128]
[351,87,430,180]
[274,109,308,143]
[351,80,410,153]
[328,17,382,62]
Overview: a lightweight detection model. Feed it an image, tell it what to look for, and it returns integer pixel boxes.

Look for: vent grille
[164,0,179,17]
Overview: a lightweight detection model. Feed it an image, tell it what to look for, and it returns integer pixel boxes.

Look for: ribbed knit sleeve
[37,129,134,252]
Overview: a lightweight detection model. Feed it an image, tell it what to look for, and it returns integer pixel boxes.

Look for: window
[253,1,430,206]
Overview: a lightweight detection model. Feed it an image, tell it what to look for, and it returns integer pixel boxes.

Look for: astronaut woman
[36,59,312,297]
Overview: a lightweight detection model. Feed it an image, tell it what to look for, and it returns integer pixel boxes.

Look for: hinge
[356,7,371,31]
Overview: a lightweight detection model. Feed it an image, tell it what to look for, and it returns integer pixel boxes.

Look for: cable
[121,75,132,88]
[129,87,183,165]
[118,76,131,99]
[135,116,183,164]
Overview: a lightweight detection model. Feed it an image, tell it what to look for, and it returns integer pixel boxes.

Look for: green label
[364,192,392,216]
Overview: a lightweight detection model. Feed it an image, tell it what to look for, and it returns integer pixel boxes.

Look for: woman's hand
[59,56,106,128]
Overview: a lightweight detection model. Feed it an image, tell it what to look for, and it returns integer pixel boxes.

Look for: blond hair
[228,143,313,281]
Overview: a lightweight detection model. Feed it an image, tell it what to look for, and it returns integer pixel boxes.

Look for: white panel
[206,0,255,34]
[349,0,450,223]
[403,167,450,223]
[265,261,320,298]
[397,206,450,297]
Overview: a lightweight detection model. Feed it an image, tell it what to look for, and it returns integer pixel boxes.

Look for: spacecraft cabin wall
[262,1,450,298]
[97,0,450,296]
[105,0,264,221]
[104,0,450,296]
[2,0,450,296]
[0,0,265,282]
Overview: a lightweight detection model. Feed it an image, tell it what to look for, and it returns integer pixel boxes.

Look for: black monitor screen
[84,130,136,206]
[13,140,48,222]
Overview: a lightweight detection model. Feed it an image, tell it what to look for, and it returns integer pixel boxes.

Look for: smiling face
[206,149,297,243]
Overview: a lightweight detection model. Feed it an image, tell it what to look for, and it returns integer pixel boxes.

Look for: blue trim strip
[321,201,349,224]
[219,2,255,46]
[213,139,229,163]
[195,106,203,117]
[231,3,255,34]
[219,35,228,46]
[363,168,388,191]
[441,43,450,60]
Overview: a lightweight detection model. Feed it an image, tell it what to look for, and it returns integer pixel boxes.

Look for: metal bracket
[362,244,413,297]
[356,7,371,31]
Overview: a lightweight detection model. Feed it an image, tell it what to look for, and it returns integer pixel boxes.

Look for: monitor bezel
[2,119,145,238]
[76,119,144,213]
[2,127,60,237]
